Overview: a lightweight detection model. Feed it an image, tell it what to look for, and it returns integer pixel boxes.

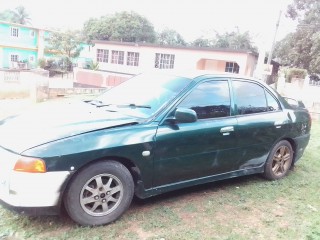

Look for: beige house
[91,40,258,77]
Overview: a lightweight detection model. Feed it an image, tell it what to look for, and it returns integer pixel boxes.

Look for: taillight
[14,157,46,173]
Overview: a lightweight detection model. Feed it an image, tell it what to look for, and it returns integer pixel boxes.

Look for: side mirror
[166,108,197,124]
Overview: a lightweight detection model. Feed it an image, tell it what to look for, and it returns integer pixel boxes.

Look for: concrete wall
[73,68,132,88]
[0,69,49,101]
[278,76,320,120]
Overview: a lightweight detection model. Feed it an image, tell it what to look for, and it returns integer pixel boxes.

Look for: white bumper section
[1,170,70,207]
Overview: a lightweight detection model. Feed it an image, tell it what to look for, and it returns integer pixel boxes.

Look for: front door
[153,80,238,187]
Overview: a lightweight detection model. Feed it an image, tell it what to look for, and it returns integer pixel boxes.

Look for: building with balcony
[0,20,50,69]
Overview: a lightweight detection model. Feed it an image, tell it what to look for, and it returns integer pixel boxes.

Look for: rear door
[232,79,289,170]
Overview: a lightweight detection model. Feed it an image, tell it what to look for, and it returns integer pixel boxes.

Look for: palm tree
[11,6,31,25]
[0,10,14,22]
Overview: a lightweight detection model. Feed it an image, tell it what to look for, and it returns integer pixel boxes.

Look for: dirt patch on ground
[0,99,35,119]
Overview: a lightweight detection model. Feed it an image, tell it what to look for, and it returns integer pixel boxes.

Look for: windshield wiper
[84,100,103,106]
[96,103,113,108]
[117,103,151,109]
[84,100,112,108]
[93,102,151,109]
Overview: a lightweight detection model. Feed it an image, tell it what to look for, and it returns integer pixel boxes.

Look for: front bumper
[0,147,70,214]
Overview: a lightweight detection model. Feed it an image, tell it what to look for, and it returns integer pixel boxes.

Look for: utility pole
[262,10,282,83]
[267,10,282,65]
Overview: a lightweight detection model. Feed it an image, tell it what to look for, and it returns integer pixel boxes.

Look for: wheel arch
[58,156,143,212]
[263,138,295,180]
[282,137,297,166]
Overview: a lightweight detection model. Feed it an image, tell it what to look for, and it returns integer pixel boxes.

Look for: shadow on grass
[131,174,265,208]
[2,173,267,230]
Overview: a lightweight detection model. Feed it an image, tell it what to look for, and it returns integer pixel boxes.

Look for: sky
[0,0,297,50]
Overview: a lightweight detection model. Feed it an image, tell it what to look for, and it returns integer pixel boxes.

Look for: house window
[155,53,175,69]
[111,50,124,65]
[11,27,19,37]
[127,52,139,66]
[225,62,239,73]
[10,54,19,62]
[96,49,108,63]
[29,55,35,63]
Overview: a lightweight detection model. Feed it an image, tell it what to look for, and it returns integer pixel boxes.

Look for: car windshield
[93,73,192,118]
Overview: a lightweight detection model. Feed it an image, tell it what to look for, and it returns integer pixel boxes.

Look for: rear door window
[232,80,267,115]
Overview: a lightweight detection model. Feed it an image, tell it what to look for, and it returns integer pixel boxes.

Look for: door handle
[274,121,283,128]
[220,126,234,133]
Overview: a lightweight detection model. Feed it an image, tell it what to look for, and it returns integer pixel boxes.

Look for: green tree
[190,38,212,47]
[274,0,320,73]
[46,30,83,70]
[11,6,31,25]
[273,33,295,66]
[83,11,156,43]
[157,29,187,46]
[309,32,320,73]
[213,30,257,52]
[190,31,257,51]
[0,10,15,22]
[287,0,320,25]
[0,6,31,25]
[83,16,113,42]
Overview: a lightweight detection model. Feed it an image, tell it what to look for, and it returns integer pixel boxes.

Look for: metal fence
[309,80,320,86]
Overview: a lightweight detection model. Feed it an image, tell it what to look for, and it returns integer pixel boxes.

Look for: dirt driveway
[0,99,36,119]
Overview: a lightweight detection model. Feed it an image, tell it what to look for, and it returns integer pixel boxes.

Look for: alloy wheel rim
[271,146,291,176]
[80,174,123,217]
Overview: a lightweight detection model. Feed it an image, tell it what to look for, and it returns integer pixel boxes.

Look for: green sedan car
[0,72,311,226]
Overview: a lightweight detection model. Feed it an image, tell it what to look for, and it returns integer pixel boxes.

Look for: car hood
[0,99,141,153]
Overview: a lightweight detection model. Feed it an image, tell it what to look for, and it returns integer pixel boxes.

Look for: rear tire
[64,160,134,226]
[263,140,293,180]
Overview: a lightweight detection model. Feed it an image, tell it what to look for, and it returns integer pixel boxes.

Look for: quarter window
[225,62,239,73]
[11,27,19,37]
[155,53,175,69]
[111,50,124,64]
[127,52,139,66]
[178,81,231,119]
[266,91,281,111]
[233,81,267,115]
[96,49,108,63]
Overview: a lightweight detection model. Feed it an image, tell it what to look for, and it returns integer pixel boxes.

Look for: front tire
[263,140,293,180]
[64,160,134,226]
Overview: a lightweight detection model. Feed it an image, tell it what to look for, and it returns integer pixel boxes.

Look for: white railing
[309,80,320,86]
[3,71,20,83]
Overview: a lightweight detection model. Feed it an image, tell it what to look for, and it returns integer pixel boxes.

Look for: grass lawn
[0,121,319,240]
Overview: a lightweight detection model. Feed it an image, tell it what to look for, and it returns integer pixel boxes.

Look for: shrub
[38,58,46,69]
[285,68,307,82]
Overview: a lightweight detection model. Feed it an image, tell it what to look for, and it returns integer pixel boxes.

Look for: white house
[91,40,258,77]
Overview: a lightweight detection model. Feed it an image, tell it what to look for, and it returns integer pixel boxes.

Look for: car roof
[141,69,257,82]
